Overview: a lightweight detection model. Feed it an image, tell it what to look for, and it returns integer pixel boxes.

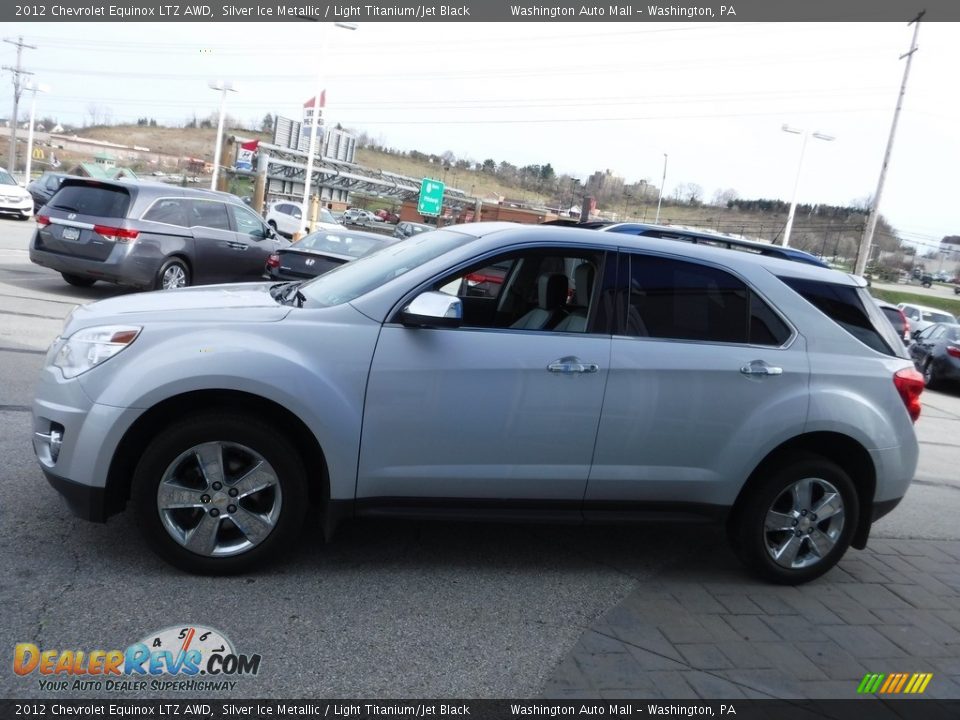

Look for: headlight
[53,325,141,378]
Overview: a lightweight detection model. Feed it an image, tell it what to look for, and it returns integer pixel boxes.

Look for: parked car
[26,171,71,212]
[897,302,958,336]
[909,322,960,390]
[264,228,398,282]
[342,208,377,226]
[920,273,934,288]
[0,166,34,220]
[29,178,288,290]
[265,201,340,238]
[32,223,922,583]
[546,221,830,268]
[875,298,910,345]
[394,221,433,239]
[375,208,400,224]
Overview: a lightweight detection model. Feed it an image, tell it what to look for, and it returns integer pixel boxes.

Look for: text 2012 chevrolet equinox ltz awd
[32,223,924,583]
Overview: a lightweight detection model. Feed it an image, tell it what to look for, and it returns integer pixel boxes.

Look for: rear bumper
[29,246,155,287]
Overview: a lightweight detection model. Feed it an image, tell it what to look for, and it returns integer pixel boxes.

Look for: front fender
[78,310,382,500]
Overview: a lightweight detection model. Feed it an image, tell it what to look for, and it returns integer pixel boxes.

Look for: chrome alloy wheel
[763,477,845,569]
[156,441,282,557]
[161,264,187,289]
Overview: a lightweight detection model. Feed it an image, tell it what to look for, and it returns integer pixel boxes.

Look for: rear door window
[48,184,130,218]
[626,254,790,346]
[187,200,231,231]
[143,198,189,227]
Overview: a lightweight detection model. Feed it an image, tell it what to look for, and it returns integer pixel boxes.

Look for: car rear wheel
[61,273,97,288]
[131,412,309,574]
[156,258,190,290]
[731,453,858,584]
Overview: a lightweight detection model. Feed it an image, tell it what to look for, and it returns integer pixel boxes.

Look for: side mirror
[265,225,276,239]
[400,291,462,328]
[912,330,921,340]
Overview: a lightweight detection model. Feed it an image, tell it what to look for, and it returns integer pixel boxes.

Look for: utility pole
[854,11,924,277]
[3,35,37,176]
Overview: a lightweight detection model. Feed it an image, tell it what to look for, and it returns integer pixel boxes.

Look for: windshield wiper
[275,281,307,308]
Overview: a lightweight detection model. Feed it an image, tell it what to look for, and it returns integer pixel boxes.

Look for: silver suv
[32,223,923,583]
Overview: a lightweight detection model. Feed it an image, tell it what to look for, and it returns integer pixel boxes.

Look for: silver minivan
[32,223,924,583]
[29,178,286,290]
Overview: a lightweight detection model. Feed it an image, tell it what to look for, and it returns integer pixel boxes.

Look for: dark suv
[30,179,287,290]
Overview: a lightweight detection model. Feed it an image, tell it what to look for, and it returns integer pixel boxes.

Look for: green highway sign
[417,178,445,216]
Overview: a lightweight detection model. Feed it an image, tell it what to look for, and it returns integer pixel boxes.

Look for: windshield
[319,208,338,224]
[298,229,469,307]
[0,170,17,186]
[925,310,957,324]
[294,231,384,259]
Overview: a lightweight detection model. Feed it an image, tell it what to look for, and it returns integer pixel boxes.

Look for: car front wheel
[923,358,940,390]
[731,453,858,584]
[131,412,309,574]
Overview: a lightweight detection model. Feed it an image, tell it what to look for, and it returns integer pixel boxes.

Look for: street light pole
[780,125,834,247]
[208,80,237,191]
[23,80,48,184]
[655,153,667,224]
[301,21,358,235]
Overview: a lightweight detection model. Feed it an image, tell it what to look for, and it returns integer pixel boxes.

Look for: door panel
[358,327,611,501]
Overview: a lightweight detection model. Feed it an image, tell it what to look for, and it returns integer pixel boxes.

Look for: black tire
[923,358,940,390]
[730,453,858,585]
[61,273,97,287]
[155,258,191,290]
[131,412,309,574]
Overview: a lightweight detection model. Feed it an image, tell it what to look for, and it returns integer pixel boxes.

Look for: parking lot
[1,216,959,699]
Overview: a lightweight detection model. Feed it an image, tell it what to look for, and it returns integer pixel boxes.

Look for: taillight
[894,367,924,423]
[947,345,960,359]
[266,254,280,269]
[93,225,139,243]
[36,214,50,226]
[897,309,909,341]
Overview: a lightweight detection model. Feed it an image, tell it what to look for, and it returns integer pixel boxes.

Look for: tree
[711,188,738,207]
[261,113,274,133]
[539,163,555,183]
[481,158,496,173]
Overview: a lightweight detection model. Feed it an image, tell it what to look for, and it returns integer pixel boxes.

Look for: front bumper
[0,195,33,216]
[33,365,143,521]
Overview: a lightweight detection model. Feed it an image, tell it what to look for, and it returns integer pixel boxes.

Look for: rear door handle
[548,356,599,374]
[740,360,783,377]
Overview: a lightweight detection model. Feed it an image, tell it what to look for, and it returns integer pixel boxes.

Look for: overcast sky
[4,21,959,249]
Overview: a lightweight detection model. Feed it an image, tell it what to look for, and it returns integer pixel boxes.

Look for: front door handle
[548,356,599,374]
[740,360,783,377]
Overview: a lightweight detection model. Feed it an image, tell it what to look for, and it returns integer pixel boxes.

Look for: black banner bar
[3,700,960,720]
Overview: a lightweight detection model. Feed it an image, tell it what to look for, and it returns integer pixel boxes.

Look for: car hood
[66,282,291,330]
[1,184,30,199]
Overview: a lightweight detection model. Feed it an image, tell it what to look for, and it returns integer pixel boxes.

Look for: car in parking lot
[29,178,288,290]
[342,208,377,226]
[263,228,398,281]
[265,201,340,238]
[909,322,960,390]
[375,208,400,224]
[394,221,433,239]
[897,302,958,336]
[26,171,70,212]
[32,222,922,583]
[875,298,910,345]
[0,167,34,220]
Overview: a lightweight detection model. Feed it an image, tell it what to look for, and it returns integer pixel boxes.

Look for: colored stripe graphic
[858,672,933,694]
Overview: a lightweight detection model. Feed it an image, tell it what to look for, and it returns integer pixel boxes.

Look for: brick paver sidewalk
[544,538,960,699]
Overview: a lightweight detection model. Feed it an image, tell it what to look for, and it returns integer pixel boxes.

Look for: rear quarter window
[779,277,904,357]
[48,184,131,218]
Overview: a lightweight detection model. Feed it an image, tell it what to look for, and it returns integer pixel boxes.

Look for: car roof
[58,177,246,204]
[451,222,859,286]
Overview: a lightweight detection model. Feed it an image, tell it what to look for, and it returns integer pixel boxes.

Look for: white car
[0,167,34,220]
[265,201,340,238]
[342,208,377,226]
[897,302,957,336]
